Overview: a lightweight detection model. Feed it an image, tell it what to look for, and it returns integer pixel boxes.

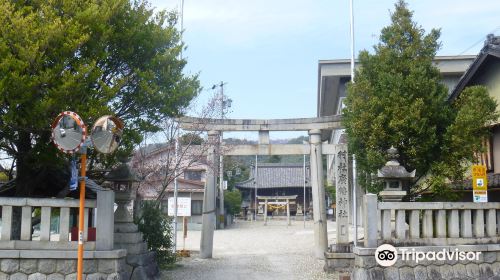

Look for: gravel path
[162,219,338,280]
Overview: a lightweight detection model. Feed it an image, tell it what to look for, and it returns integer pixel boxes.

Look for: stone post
[96,190,115,250]
[364,194,378,248]
[200,130,218,259]
[309,129,327,259]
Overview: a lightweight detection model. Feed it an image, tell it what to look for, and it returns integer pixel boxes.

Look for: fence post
[473,209,485,238]
[96,190,115,250]
[364,194,378,248]
[461,210,472,238]
[486,209,496,237]
[1,206,12,241]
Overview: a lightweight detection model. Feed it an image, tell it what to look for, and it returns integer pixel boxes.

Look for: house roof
[449,34,500,101]
[454,173,500,191]
[235,163,311,189]
[138,177,204,199]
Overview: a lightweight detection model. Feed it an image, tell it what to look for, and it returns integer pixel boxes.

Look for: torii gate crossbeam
[178,115,342,131]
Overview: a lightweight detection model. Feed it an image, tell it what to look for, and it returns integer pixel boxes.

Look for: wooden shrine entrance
[258,195,297,226]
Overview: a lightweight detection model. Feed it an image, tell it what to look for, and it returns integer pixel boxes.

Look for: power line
[458,26,500,55]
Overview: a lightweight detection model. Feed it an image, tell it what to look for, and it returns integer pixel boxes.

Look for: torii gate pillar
[200,130,218,259]
[309,129,328,259]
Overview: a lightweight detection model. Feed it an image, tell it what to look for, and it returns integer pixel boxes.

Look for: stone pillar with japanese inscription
[335,144,349,245]
[309,129,328,259]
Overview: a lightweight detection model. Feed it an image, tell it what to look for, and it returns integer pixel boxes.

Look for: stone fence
[363,194,500,247]
[0,190,157,280]
[350,194,500,280]
[0,192,114,250]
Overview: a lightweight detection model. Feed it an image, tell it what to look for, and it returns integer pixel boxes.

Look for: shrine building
[235,163,311,216]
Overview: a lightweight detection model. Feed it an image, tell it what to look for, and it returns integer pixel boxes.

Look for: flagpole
[349,0,355,80]
[349,0,358,248]
[303,155,306,228]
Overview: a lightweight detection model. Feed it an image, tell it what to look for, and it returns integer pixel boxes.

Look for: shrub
[135,200,176,268]
[224,190,242,215]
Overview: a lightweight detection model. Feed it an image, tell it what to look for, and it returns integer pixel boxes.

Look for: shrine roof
[235,163,311,189]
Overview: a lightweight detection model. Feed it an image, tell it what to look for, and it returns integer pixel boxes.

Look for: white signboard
[473,190,488,203]
[168,197,191,217]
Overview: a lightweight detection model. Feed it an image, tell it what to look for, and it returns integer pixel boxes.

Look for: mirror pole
[77,145,87,280]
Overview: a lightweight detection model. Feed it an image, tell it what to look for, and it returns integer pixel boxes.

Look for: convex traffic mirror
[51,111,87,153]
[91,115,124,154]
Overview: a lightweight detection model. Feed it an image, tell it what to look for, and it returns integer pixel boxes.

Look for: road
[162,219,338,280]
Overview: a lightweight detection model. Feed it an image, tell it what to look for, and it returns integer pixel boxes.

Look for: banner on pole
[69,158,78,191]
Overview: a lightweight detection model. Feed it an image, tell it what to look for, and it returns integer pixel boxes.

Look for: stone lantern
[104,157,139,223]
[377,146,416,201]
[104,158,159,279]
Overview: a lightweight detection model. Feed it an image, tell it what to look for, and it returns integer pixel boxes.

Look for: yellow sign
[472,165,487,190]
[472,165,488,202]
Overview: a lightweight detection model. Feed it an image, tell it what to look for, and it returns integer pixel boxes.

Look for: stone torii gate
[178,115,349,259]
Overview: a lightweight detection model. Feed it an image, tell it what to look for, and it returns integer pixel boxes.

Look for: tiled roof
[138,178,205,199]
[455,173,500,190]
[449,35,500,101]
[235,163,311,189]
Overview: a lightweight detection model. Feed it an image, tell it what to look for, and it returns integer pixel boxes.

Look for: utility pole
[212,81,231,229]
[219,82,225,229]
[173,130,179,252]
[179,0,185,59]
[254,155,258,221]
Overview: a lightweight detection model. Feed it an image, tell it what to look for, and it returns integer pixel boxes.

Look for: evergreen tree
[343,1,497,198]
[0,0,200,196]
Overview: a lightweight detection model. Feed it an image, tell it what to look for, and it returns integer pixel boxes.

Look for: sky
[149,0,500,139]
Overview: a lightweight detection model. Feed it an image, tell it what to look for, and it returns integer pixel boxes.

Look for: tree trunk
[15,131,34,197]
[12,131,33,240]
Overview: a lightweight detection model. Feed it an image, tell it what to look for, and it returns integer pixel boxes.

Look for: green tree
[0,0,200,196]
[179,132,204,146]
[224,189,242,215]
[343,1,497,198]
[265,155,282,163]
[223,156,250,191]
[325,184,336,203]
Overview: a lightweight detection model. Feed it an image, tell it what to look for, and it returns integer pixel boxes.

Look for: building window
[161,200,168,214]
[191,200,203,215]
[184,170,203,181]
[476,136,493,172]
[338,97,347,114]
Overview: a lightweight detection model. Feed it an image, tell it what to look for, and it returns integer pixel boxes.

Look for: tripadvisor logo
[375,244,398,267]
[374,244,482,267]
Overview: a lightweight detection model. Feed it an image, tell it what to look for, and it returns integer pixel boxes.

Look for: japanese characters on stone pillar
[335,144,349,244]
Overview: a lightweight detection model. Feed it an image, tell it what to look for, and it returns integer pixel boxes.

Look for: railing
[0,190,114,251]
[363,194,500,247]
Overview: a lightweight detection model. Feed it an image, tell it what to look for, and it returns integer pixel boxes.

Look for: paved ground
[162,218,338,280]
